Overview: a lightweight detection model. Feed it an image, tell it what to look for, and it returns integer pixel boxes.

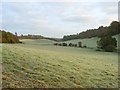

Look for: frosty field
[62,34,119,49]
[2,39,118,88]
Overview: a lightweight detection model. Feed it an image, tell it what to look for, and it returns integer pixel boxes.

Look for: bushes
[78,42,82,47]
[54,43,62,46]
[74,44,77,47]
[104,45,116,52]
[58,43,62,46]
[54,43,67,46]
[97,36,117,52]
[82,45,87,48]
[54,42,83,48]
[69,43,77,47]
[69,43,72,46]
[54,43,58,45]
[54,42,87,48]
[62,43,67,46]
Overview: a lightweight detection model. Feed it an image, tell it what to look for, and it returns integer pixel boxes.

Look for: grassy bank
[2,39,118,88]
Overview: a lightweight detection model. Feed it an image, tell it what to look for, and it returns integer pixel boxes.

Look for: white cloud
[1,1,118,38]
[2,0,119,2]
[63,15,97,23]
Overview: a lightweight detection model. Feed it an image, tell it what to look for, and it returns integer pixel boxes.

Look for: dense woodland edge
[63,21,120,41]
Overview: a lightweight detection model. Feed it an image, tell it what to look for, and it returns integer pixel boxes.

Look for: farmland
[2,39,118,88]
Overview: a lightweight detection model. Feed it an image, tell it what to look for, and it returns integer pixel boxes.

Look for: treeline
[0,30,20,43]
[63,21,120,41]
[54,35,117,52]
[19,34,44,39]
[45,37,62,42]
[19,34,62,42]
[54,42,87,48]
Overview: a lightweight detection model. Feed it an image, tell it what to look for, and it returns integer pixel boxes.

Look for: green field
[2,39,118,88]
[62,34,119,49]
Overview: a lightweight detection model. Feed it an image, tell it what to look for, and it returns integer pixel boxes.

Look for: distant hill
[0,30,20,43]
[19,34,62,42]
[45,37,62,42]
[20,39,56,45]
[62,34,119,49]
[19,34,45,39]
[63,21,120,41]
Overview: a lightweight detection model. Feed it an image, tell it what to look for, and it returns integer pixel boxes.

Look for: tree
[74,44,77,47]
[82,45,87,48]
[1,30,20,43]
[58,43,62,46]
[15,32,17,36]
[108,21,120,35]
[62,43,67,46]
[54,43,58,45]
[69,43,72,46]
[97,36,117,52]
[78,42,82,47]
[62,21,120,41]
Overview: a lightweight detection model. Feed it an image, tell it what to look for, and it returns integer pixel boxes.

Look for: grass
[2,39,118,88]
[62,34,119,49]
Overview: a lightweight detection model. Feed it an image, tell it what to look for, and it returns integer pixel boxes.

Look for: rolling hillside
[2,39,118,88]
[21,39,55,45]
[62,34,119,49]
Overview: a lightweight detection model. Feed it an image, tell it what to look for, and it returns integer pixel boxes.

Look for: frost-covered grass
[2,39,118,88]
[62,34,119,49]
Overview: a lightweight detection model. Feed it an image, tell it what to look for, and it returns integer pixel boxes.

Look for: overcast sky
[1,0,119,38]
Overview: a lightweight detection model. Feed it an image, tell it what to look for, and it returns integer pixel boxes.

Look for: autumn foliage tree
[0,30,20,43]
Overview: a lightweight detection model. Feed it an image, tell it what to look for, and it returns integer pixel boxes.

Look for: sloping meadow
[2,39,118,88]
